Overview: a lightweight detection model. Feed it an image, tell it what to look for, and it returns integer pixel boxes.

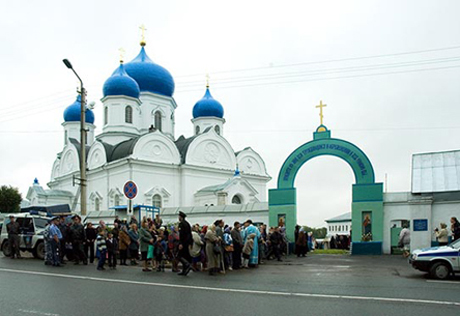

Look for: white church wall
[192,117,225,137]
[138,92,177,139]
[237,148,270,177]
[132,131,181,165]
[87,141,108,170]
[185,129,237,170]
[58,146,80,177]
[180,166,236,207]
[383,193,412,254]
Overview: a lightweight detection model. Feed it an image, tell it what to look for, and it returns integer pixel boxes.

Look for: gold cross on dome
[139,24,147,46]
[206,73,210,88]
[118,47,125,63]
[315,100,327,125]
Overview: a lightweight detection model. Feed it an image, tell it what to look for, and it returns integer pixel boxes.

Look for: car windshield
[449,239,460,250]
[34,218,49,229]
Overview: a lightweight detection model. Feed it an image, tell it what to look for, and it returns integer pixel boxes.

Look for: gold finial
[315,100,327,126]
[206,73,210,88]
[139,24,147,46]
[118,47,125,63]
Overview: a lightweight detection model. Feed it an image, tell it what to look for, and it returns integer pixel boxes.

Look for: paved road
[0,254,458,316]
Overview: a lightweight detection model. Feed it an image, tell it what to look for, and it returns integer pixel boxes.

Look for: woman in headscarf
[205,224,220,275]
[118,224,131,266]
[139,220,154,272]
[128,224,139,265]
[168,225,180,272]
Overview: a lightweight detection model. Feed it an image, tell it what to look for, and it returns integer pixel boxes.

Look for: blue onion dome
[193,87,224,119]
[123,46,175,97]
[63,95,95,124]
[103,63,140,98]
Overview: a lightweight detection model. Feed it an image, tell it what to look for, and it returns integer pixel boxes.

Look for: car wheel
[430,262,451,280]
[33,242,45,260]
[2,240,11,257]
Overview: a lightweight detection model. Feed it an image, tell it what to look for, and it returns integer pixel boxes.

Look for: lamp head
[62,59,73,69]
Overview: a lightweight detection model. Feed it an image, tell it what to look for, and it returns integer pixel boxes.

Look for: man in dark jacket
[231,221,243,269]
[269,226,283,261]
[177,211,193,276]
[6,215,21,259]
[70,215,87,265]
[85,222,97,263]
[58,216,69,263]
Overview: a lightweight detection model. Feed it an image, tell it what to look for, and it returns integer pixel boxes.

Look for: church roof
[28,184,73,198]
[175,134,198,164]
[196,179,232,193]
[110,137,140,162]
[325,212,351,223]
[192,87,224,119]
[69,138,91,164]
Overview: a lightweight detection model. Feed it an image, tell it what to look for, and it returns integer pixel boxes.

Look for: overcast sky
[1,0,460,227]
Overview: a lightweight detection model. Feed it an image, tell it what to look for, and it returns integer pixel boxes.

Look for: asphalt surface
[0,253,458,316]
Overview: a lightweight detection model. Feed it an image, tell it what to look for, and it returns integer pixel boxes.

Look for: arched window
[114,195,120,206]
[125,106,133,123]
[95,197,100,211]
[64,130,68,144]
[152,194,162,208]
[154,111,162,131]
[195,125,200,135]
[104,107,108,125]
[231,195,242,204]
[215,125,220,135]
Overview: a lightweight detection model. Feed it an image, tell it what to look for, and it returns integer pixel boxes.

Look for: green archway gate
[269,126,384,255]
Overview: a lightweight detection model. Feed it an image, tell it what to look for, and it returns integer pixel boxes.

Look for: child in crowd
[106,232,118,270]
[96,230,107,271]
[154,236,165,272]
[242,233,256,268]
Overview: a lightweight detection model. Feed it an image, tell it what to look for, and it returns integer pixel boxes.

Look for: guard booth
[109,204,160,221]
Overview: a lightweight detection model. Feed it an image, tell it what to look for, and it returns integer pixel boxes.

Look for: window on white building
[125,106,133,123]
[215,125,220,135]
[232,195,242,204]
[95,197,100,211]
[114,195,120,206]
[154,111,162,131]
[196,126,200,135]
[152,194,162,208]
[104,107,108,125]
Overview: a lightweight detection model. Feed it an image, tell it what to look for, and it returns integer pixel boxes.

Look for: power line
[174,44,460,78]
[176,56,460,88]
[176,64,460,92]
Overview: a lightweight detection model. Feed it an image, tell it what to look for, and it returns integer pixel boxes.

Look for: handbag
[224,245,234,252]
[213,243,222,254]
[147,244,154,259]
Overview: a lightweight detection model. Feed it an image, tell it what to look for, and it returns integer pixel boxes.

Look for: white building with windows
[26,41,271,222]
[325,212,351,236]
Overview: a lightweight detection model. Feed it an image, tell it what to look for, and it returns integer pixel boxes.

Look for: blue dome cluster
[123,47,175,97]
[103,63,140,98]
[63,95,95,124]
[192,87,224,119]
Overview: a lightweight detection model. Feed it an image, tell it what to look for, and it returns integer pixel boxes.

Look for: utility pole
[63,59,87,215]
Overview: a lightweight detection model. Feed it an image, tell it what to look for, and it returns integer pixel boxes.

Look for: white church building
[26,40,271,224]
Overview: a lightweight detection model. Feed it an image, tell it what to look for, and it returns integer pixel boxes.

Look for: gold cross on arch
[315,100,327,126]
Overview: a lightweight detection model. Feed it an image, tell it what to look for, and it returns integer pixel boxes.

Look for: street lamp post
[63,59,87,216]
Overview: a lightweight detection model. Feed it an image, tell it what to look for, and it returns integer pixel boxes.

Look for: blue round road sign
[124,181,138,200]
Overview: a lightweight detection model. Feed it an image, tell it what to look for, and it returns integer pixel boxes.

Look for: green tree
[0,185,22,213]
[303,226,327,239]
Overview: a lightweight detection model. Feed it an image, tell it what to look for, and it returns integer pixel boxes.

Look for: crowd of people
[42,211,296,276]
